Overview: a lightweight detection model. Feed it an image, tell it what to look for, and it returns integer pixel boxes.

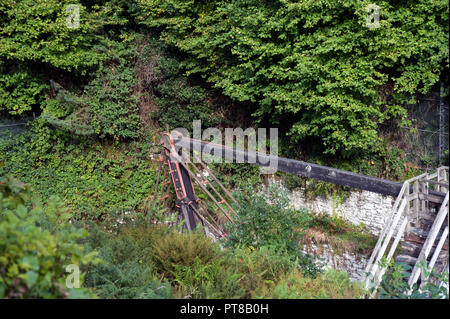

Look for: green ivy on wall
[136,0,449,155]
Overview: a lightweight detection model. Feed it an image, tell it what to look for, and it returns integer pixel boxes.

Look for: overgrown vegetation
[0,121,158,220]
[138,0,448,157]
[225,185,322,278]
[1,175,366,299]
[83,216,364,299]
[296,210,377,256]
[0,175,99,298]
[370,259,449,299]
[1,0,448,300]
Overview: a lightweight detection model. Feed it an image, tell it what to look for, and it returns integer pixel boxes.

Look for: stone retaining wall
[265,176,395,236]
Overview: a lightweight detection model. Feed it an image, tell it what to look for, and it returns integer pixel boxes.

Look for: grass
[295,210,378,256]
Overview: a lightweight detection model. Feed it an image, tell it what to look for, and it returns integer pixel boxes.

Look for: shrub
[174,245,300,299]
[226,185,301,252]
[83,222,174,299]
[134,35,218,131]
[258,268,365,299]
[172,257,224,298]
[0,122,157,220]
[43,37,142,140]
[150,227,220,279]
[373,260,449,299]
[138,0,448,156]
[195,263,247,299]
[0,0,120,115]
[192,246,361,299]
[225,185,321,277]
[0,175,99,298]
[84,218,363,299]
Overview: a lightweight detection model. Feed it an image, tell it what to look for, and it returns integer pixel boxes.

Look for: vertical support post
[439,81,444,165]
[413,180,419,225]
[405,181,411,234]
[408,192,449,288]
[437,167,442,193]
[421,174,428,215]
[438,166,448,193]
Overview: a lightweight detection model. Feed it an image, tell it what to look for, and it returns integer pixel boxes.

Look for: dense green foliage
[43,37,142,139]
[225,186,324,277]
[84,219,364,299]
[1,0,447,300]
[41,32,223,139]
[0,0,120,114]
[3,0,448,156]
[0,121,158,220]
[84,222,174,298]
[0,175,99,298]
[0,174,365,299]
[371,260,449,299]
[133,35,221,131]
[138,0,449,155]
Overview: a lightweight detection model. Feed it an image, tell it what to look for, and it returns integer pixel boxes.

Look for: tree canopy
[137,0,449,154]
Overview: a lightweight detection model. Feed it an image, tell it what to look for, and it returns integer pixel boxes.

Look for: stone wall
[302,243,369,282]
[265,176,395,236]
[263,176,406,282]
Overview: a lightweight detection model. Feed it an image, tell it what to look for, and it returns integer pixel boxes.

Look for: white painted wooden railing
[365,167,449,296]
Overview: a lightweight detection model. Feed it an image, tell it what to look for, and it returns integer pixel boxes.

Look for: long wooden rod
[173,134,447,199]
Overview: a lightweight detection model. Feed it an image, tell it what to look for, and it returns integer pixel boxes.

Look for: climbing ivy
[0,0,126,114]
[0,121,158,220]
[43,35,142,140]
[137,0,449,155]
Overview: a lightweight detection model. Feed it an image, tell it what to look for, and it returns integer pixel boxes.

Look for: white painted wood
[365,170,447,295]
[368,198,407,282]
[408,192,449,287]
[374,218,409,285]
[426,226,449,279]
[365,181,409,274]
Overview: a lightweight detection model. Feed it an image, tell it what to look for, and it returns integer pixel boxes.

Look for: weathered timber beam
[171,135,447,200]
[418,192,446,204]
[421,179,449,188]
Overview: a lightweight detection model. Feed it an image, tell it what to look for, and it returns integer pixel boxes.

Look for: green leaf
[19,255,39,271]
[24,270,39,288]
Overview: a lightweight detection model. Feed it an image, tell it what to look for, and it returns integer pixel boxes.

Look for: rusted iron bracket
[154,131,236,239]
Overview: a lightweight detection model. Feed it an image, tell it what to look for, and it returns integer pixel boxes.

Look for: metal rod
[192,152,239,205]
[188,157,237,216]
[170,150,235,224]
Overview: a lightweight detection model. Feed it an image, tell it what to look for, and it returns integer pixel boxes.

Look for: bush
[181,246,360,299]
[225,185,321,277]
[135,35,218,131]
[84,222,174,299]
[226,185,301,252]
[0,122,157,220]
[373,260,449,299]
[171,245,310,299]
[83,219,364,299]
[150,228,220,279]
[0,0,120,115]
[0,175,99,298]
[138,0,448,156]
[258,268,365,299]
[43,37,142,140]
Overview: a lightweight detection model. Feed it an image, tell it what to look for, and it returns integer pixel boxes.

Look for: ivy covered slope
[0,0,228,216]
[0,122,159,220]
[138,0,449,155]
